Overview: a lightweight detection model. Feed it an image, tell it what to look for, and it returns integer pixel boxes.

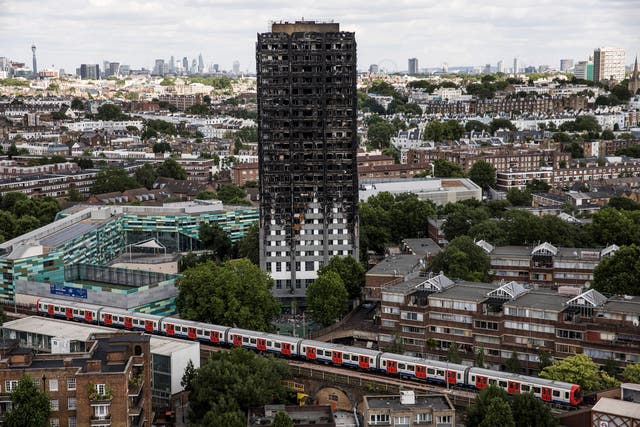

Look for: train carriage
[161,318,229,343]
[468,367,582,406]
[99,307,162,333]
[301,340,380,369]
[37,298,102,324]
[380,353,468,385]
[228,328,301,357]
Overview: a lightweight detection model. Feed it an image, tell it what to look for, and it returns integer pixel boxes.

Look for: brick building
[156,94,202,112]
[0,332,152,427]
[231,162,259,187]
[418,95,588,115]
[378,274,640,374]
[362,392,455,427]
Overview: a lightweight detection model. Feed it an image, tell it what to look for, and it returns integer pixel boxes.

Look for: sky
[1,0,639,74]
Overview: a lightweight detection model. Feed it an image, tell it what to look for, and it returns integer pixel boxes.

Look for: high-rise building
[79,64,100,80]
[213,63,219,73]
[153,59,165,76]
[369,64,379,73]
[257,21,358,302]
[408,58,418,75]
[513,57,519,74]
[483,64,491,74]
[31,44,37,79]
[233,60,240,74]
[574,60,593,81]
[497,60,504,73]
[593,47,626,82]
[198,53,204,74]
[190,59,197,74]
[442,62,449,73]
[108,62,120,77]
[560,59,574,72]
[182,57,189,73]
[169,55,175,74]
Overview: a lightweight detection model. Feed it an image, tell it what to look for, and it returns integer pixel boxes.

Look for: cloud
[0,0,638,72]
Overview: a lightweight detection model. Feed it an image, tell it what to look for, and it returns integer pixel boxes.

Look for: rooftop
[364,394,453,412]
[366,254,423,276]
[504,290,570,312]
[402,238,442,257]
[432,281,496,302]
[592,397,640,419]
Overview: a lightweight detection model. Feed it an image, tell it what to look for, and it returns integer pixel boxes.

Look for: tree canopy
[0,192,61,242]
[423,120,465,141]
[187,348,290,427]
[156,158,187,180]
[468,160,497,189]
[176,259,280,331]
[306,270,349,327]
[5,376,51,427]
[539,353,619,391]
[198,223,234,260]
[431,235,490,282]
[317,255,365,300]
[236,223,259,265]
[91,167,139,194]
[95,103,129,121]
[592,244,640,296]
[433,159,466,178]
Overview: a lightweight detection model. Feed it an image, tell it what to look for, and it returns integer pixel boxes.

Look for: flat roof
[504,290,570,312]
[366,254,422,276]
[365,394,452,411]
[592,397,640,419]
[603,296,640,315]
[431,282,496,302]
[402,238,442,257]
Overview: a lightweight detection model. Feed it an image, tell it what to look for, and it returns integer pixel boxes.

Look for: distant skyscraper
[442,62,449,73]
[213,64,219,73]
[574,60,594,81]
[198,53,204,74]
[629,56,640,95]
[182,57,189,73]
[497,60,505,73]
[257,21,358,302]
[232,60,240,74]
[560,59,574,72]
[108,62,120,77]
[513,57,519,74]
[31,44,37,79]
[153,59,165,76]
[369,64,379,73]
[190,59,197,74]
[169,56,175,74]
[408,58,418,75]
[79,64,100,80]
[483,64,492,74]
[594,47,626,82]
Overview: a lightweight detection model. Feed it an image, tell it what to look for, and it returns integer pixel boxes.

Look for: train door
[187,327,196,339]
[103,313,112,325]
[257,338,267,351]
[446,370,457,385]
[475,376,488,389]
[145,320,154,332]
[386,360,398,374]
[47,304,54,316]
[358,355,370,369]
[65,307,73,319]
[281,342,292,356]
[508,381,520,394]
[165,323,175,336]
[305,346,317,360]
[124,316,133,329]
[233,334,242,347]
[331,351,342,365]
[415,365,427,379]
[210,330,220,343]
[84,310,93,323]
[541,387,552,402]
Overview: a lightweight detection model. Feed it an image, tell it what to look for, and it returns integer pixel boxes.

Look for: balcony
[90,414,111,426]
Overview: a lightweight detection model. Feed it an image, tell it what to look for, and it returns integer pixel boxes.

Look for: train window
[521,385,530,392]
[268,341,273,347]
[407,365,414,371]
[399,364,406,370]
[73,309,78,314]
[533,387,540,394]
[437,370,444,376]
[471,376,475,382]
[243,337,249,343]
[489,379,497,385]
[370,358,374,363]
[427,368,435,374]
[79,310,84,315]
[457,373,461,379]
[197,330,203,335]
[275,343,281,348]
[499,381,507,388]
[382,361,386,366]
[250,338,256,344]
[553,390,560,397]
[351,355,358,361]
[564,392,569,399]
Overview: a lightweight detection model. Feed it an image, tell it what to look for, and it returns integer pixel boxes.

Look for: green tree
[538,349,553,371]
[186,104,210,115]
[181,359,197,392]
[465,120,490,133]
[306,271,349,327]
[156,158,187,180]
[447,342,462,363]
[489,118,516,133]
[475,346,485,368]
[145,119,177,136]
[236,223,259,265]
[14,215,40,236]
[592,244,640,296]
[95,103,129,121]
[91,167,139,194]
[622,362,640,383]
[198,223,233,260]
[152,142,172,153]
[539,353,619,391]
[215,184,248,205]
[465,385,509,427]
[608,196,640,211]
[176,259,280,331]
[506,188,532,206]
[4,376,51,427]
[187,348,290,426]
[67,187,84,203]
[431,236,490,281]
[367,119,396,149]
[70,97,84,110]
[317,255,365,300]
[469,160,497,189]
[505,352,521,373]
[0,211,17,241]
[433,159,466,177]
[479,398,515,427]
[273,411,294,427]
[564,142,584,159]
[424,120,465,141]
[134,163,159,189]
[511,392,558,427]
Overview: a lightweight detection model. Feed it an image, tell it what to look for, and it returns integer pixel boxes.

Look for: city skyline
[1,0,639,74]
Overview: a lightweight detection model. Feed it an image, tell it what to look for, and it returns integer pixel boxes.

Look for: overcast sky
[1,0,639,73]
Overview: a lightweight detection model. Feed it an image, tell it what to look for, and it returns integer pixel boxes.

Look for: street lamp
[41,374,47,393]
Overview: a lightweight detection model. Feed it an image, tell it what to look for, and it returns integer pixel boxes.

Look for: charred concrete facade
[257,21,358,301]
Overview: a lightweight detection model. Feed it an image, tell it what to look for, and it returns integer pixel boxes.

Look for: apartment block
[362,392,455,427]
[594,47,626,83]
